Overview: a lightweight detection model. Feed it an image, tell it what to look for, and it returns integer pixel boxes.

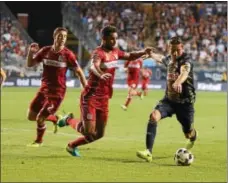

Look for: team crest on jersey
[58,55,65,62]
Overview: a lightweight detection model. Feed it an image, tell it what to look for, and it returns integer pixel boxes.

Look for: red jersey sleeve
[68,51,79,69]
[33,47,46,63]
[91,49,103,64]
[117,49,129,59]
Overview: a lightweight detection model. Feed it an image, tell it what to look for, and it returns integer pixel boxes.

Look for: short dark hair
[53,27,68,37]
[170,36,182,45]
[101,25,117,37]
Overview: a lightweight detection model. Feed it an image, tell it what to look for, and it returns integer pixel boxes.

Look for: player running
[121,58,143,110]
[26,27,87,147]
[137,37,198,162]
[140,67,152,98]
[56,25,153,157]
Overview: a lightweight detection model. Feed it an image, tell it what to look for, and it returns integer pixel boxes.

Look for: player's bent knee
[27,115,35,121]
[83,128,96,137]
[27,111,37,121]
[150,110,161,122]
[36,115,46,124]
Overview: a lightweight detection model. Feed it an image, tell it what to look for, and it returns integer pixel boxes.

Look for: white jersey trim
[100,60,118,69]
[43,59,67,68]
[128,63,141,69]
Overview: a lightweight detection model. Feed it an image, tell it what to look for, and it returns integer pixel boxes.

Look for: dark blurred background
[5,2,62,45]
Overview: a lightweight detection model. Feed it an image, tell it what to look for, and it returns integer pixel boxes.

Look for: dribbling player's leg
[146,110,161,153]
[175,104,197,149]
[137,99,174,162]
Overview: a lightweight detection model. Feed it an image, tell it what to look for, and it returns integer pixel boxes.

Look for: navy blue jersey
[162,53,196,103]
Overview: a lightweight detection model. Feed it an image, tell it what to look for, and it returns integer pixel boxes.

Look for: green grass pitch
[1,87,227,182]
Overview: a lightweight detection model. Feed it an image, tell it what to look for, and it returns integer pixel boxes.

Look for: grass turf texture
[1,87,226,182]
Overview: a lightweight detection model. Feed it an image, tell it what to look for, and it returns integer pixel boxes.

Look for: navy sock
[146,121,157,153]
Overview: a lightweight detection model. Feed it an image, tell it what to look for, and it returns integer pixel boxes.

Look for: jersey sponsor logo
[167,73,179,80]
[43,59,67,68]
[128,63,141,69]
[100,60,118,69]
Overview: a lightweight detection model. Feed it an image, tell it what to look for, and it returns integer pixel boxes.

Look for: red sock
[125,97,132,107]
[46,115,58,124]
[35,123,46,143]
[67,118,81,131]
[136,91,142,96]
[69,136,90,148]
[144,90,148,96]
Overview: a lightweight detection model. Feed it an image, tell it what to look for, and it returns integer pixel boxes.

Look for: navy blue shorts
[154,98,195,133]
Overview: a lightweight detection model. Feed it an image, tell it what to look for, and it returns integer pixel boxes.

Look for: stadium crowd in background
[0,16,31,78]
[1,17,28,62]
[73,1,148,51]
[152,3,227,66]
[0,2,227,80]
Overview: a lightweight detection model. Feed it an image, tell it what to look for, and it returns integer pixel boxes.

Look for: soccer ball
[174,148,194,166]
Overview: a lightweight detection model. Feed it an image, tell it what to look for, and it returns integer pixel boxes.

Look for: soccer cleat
[121,105,127,111]
[186,130,198,150]
[53,114,63,134]
[136,149,153,162]
[66,145,81,157]
[27,141,43,147]
[57,113,74,128]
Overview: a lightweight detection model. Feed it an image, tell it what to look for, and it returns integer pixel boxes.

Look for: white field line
[1,127,143,142]
[1,127,186,144]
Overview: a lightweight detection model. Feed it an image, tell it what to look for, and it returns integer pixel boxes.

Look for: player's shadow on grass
[90,155,171,164]
[122,156,171,163]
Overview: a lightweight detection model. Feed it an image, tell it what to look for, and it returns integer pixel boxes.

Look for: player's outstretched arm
[121,47,153,61]
[0,68,6,87]
[149,51,165,64]
[26,43,40,67]
[74,67,87,88]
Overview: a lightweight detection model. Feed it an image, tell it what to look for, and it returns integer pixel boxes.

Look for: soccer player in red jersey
[0,68,7,87]
[121,58,143,110]
[26,27,87,147]
[140,67,152,98]
[56,25,153,157]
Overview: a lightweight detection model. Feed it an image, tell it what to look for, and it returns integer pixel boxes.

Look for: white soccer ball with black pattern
[174,148,194,166]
